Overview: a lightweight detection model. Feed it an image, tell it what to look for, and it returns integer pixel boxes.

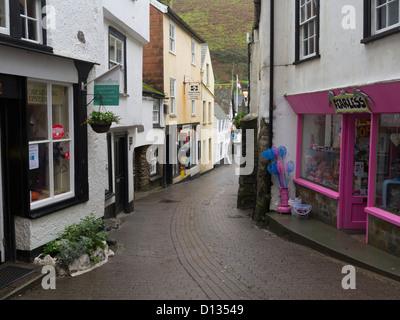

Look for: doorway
[114,133,128,215]
[341,113,371,230]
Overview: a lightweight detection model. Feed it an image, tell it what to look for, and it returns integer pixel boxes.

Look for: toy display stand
[277,188,291,214]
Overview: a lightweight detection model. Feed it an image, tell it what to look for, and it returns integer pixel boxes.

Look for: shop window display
[375,114,400,215]
[28,81,73,208]
[301,114,342,191]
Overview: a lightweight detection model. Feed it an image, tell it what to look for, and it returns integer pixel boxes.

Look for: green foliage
[234,111,248,129]
[85,111,120,125]
[169,0,254,83]
[43,214,108,266]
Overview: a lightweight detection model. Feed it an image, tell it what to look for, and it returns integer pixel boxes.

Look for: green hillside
[161,0,254,84]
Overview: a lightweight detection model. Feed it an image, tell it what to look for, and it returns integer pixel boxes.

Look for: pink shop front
[286,80,400,258]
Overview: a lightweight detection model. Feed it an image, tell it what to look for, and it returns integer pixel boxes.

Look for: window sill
[191,114,197,117]
[365,206,400,228]
[293,54,320,65]
[169,114,177,118]
[294,178,340,200]
[361,27,400,44]
[105,190,115,200]
[0,33,53,55]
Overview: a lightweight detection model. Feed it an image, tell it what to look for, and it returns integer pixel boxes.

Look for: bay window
[301,114,342,191]
[28,81,74,209]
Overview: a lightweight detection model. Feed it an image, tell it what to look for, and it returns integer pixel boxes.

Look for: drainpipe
[267,0,275,213]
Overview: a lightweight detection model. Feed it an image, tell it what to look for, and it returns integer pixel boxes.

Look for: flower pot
[89,122,112,133]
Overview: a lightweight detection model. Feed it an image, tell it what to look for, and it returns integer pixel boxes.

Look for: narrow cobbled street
[15,164,400,300]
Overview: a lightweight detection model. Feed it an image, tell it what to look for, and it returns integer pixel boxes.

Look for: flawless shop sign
[328,89,373,114]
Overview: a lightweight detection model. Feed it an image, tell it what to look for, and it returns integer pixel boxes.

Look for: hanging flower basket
[84,110,121,134]
[89,122,112,133]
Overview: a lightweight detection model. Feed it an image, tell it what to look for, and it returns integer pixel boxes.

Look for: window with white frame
[191,39,196,65]
[373,0,400,33]
[296,0,319,61]
[20,0,42,43]
[203,101,207,123]
[28,81,74,209]
[170,77,176,115]
[0,0,9,34]
[191,100,196,116]
[153,100,160,125]
[149,146,158,176]
[206,63,210,85]
[169,22,176,54]
[109,27,126,94]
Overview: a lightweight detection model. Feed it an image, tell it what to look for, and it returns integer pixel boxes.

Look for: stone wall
[368,215,400,258]
[295,184,338,227]
[237,114,258,210]
[253,118,271,227]
[135,146,152,191]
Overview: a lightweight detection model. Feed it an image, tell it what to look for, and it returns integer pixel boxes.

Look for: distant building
[143,0,216,185]
[213,104,231,167]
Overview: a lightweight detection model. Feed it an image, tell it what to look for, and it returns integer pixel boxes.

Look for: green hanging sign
[93,65,121,106]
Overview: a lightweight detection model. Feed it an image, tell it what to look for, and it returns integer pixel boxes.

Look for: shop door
[114,134,128,215]
[343,114,371,229]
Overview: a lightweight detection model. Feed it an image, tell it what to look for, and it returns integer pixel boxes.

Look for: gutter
[267,0,275,213]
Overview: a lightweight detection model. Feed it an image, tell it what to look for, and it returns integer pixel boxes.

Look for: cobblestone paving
[14,165,400,300]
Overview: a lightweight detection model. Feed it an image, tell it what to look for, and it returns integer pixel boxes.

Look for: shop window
[375,114,400,215]
[0,0,9,34]
[109,27,126,94]
[295,0,320,62]
[28,81,74,210]
[301,114,342,191]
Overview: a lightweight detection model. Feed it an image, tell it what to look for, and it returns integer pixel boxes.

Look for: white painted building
[213,103,231,166]
[250,0,400,257]
[0,0,151,263]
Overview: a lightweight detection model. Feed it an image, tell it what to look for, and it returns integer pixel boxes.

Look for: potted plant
[85,110,121,133]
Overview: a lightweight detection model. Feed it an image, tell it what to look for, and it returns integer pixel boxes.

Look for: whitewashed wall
[15,0,151,252]
[251,0,400,210]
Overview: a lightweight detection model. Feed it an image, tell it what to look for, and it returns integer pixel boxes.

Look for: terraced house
[143,0,215,185]
[0,0,153,265]
[249,0,400,258]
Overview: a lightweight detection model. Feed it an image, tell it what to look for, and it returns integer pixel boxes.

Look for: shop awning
[285,80,400,114]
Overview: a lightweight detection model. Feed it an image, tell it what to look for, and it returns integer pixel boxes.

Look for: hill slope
[161,0,254,84]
